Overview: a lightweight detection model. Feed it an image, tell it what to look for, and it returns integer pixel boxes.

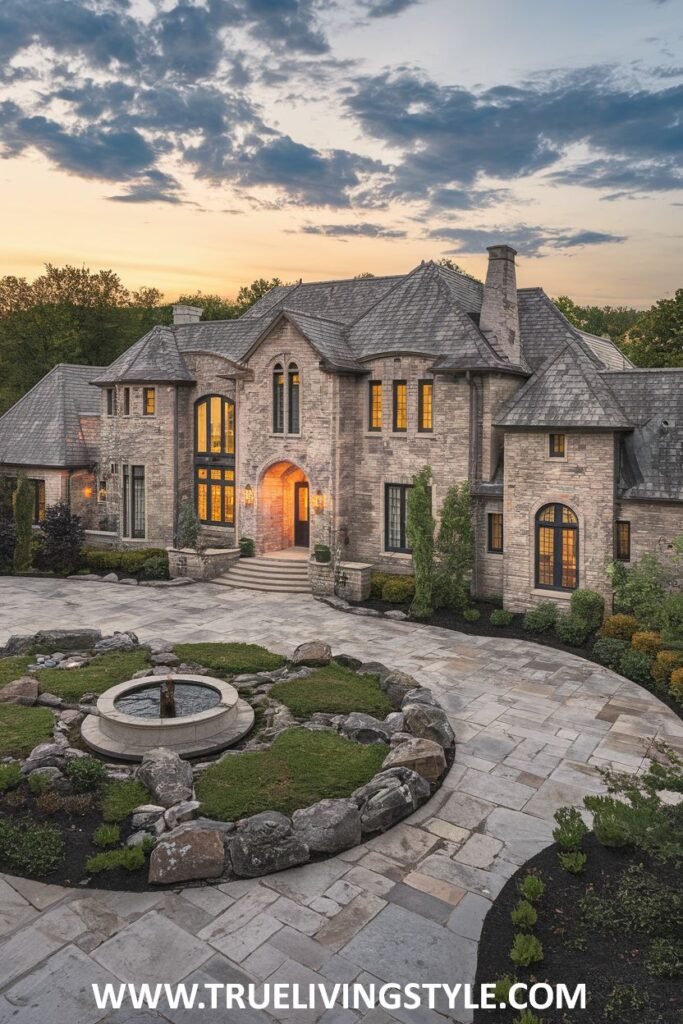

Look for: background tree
[38,502,85,575]
[553,295,641,343]
[433,481,474,612]
[437,257,481,283]
[12,475,34,573]
[621,289,683,368]
[406,466,435,619]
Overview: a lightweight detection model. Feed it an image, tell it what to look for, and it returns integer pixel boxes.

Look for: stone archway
[257,460,309,553]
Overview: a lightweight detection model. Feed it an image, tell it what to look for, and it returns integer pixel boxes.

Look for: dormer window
[288,363,300,434]
[273,364,284,434]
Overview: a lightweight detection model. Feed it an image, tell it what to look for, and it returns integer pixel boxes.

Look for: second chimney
[479,244,520,364]
[172,303,203,325]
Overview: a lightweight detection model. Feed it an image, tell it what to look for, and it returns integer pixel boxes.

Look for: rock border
[0,630,456,888]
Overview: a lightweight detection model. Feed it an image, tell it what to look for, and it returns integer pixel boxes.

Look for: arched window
[273,364,284,433]
[288,362,300,434]
[194,396,235,526]
[535,503,578,591]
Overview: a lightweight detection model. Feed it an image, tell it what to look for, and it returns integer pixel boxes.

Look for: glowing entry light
[243,484,254,507]
[83,486,93,498]
[312,489,325,514]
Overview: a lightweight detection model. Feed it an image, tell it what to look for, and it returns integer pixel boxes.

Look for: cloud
[107,171,186,205]
[358,0,422,17]
[549,157,683,194]
[429,224,627,257]
[300,222,407,238]
[347,67,683,201]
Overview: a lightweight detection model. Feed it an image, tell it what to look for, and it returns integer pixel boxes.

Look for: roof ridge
[279,308,346,327]
[285,272,405,289]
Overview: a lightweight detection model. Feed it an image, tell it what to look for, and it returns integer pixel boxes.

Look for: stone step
[227,566,309,582]
[212,576,311,593]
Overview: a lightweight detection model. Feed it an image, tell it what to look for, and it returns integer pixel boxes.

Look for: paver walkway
[1,578,682,1024]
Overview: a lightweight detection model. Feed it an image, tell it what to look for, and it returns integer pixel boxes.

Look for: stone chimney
[172,304,203,325]
[479,244,520,364]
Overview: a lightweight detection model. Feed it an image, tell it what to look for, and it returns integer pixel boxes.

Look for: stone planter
[167,547,240,580]
[309,559,335,596]
[336,562,373,602]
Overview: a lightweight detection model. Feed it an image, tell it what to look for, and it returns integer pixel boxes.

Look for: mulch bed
[473,835,681,1024]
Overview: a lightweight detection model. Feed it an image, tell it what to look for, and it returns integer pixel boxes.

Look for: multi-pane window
[288,364,300,434]
[273,365,284,433]
[535,503,578,590]
[487,512,503,553]
[615,520,631,561]
[549,433,566,458]
[143,388,156,416]
[385,483,414,552]
[194,395,235,528]
[97,479,107,503]
[369,381,382,431]
[393,381,407,432]
[106,388,116,416]
[32,480,46,523]
[123,388,130,416]
[418,380,433,432]
[122,465,145,539]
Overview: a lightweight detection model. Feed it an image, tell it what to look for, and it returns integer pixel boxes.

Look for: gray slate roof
[0,364,104,468]
[240,275,404,323]
[92,327,195,384]
[270,311,363,372]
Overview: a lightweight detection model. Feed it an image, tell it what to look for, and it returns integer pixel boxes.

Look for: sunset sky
[1,0,681,305]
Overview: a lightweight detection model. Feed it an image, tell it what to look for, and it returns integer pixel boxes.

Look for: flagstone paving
[1,578,682,1023]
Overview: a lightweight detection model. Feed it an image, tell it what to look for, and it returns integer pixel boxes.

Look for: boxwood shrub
[599,614,639,641]
[592,637,629,670]
[651,650,683,686]
[618,648,654,686]
[669,667,683,703]
[522,601,558,634]
[80,547,169,577]
[569,589,605,631]
[631,631,663,657]
[490,609,515,627]
[370,573,415,604]
[555,614,591,647]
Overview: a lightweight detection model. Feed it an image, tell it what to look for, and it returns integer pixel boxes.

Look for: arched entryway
[257,461,310,554]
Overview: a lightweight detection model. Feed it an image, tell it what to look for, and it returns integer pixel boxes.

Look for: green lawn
[35,650,150,702]
[101,780,151,822]
[271,662,392,718]
[0,656,32,687]
[195,727,386,820]
[0,705,55,757]
[174,642,286,676]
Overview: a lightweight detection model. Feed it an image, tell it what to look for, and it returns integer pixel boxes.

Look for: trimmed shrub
[619,648,654,686]
[600,614,639,641]
[239,537,255,558]
[490,608,515,627]
[463,607,481,622]
[381,575,415,604]
[518,874,544,903]
[86,845,147,873]
[510,900,537,930]
[558,850,587,874]
[661,594,683,644]
[522,601,558,634]
[81,547,169,577]
[176,499,200,551]
[555,614,591,647]
[553,806,588,850]
[651,650,683,686]
[138,554,169,581]
[64,756,107,792]
[570,589,605,631]
[313,543,331,563]
[669,667,683,703]
[631,631,663,657]
[510,933,544,967]
[592,636,629,670]
[38,501,84,575]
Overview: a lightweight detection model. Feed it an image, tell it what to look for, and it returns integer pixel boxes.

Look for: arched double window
[195,396,235,526]
[272,361,300,434]
[535,503,578,591]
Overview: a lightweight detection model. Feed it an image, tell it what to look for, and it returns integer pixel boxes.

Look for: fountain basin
[81,673,254,761]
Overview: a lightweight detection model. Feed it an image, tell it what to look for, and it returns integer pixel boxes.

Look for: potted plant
[239,537,255,558]
[314,543,331,563]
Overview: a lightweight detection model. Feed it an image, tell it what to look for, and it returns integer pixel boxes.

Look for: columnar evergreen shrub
[12,475,34,572]
[600,614,639,640]
[38,501,84,574]
[406,466,434,620]
[433,481,474,613]
[0,510,15,572]
[570,589,605,630]
[176,499,200,550]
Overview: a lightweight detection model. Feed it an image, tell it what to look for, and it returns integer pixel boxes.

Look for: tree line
[0,263,680,417]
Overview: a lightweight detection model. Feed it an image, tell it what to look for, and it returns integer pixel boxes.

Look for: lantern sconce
[243,484,254,507]
[83,486,93,499]
[312,488,325,514]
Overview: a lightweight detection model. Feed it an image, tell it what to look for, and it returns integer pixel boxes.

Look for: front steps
[212,555,311,593]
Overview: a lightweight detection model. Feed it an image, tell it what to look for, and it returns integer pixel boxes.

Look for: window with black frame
[273,365,284,433]
[487,512,503,553]
[615,520,631,561]
[535,503,578,590]
[122,465,145,538]
[194,395,235,527]
[288,363,300,433]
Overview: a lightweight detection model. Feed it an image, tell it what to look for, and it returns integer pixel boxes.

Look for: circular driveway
[1,578,681,1024]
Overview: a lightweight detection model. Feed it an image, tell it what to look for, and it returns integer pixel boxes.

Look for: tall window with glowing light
[194,395,235,527]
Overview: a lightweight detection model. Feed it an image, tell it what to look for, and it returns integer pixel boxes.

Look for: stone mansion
[0,244,681,610]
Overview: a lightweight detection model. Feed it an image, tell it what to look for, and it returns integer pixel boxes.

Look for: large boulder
[229,811,309,877]
[0,676,38,705]
[292,798,361,853]
[21,742,66,775]
[290,641,332,667]
[5,629,102,655]
[382,736,446,782]
[138,747,193,808]
[401,687,439,708]
[352,768,430,833]
[402,703,455,749]
[380,671,420,708]
[149,828,225,884]
[356,662,391,682]
[94,631,138,653]
[338,712,395,745]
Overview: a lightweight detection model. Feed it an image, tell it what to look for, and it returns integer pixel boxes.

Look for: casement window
[288,364,300,434]
[549,433,566,458]
[32,480,46,523]
[122,465,145,539]
[393,380,407,432]
[385,483,417,553]
[369,381,382,431]
[106,388,116,416]
[194,395,235,527]
[97,479,107,503]
[143,388,156,416]
[535,503,578,591]
[418,380,433,432]
[123,388,130,416]
[273,364,284,433]
[487,512,503,553]
[615,520,631,561]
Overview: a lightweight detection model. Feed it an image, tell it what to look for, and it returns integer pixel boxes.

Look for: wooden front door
[294,482,310,547]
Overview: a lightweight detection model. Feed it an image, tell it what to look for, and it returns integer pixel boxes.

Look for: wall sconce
[83,486,93,498]
[243,484,254,507]
[312,489,325,514]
